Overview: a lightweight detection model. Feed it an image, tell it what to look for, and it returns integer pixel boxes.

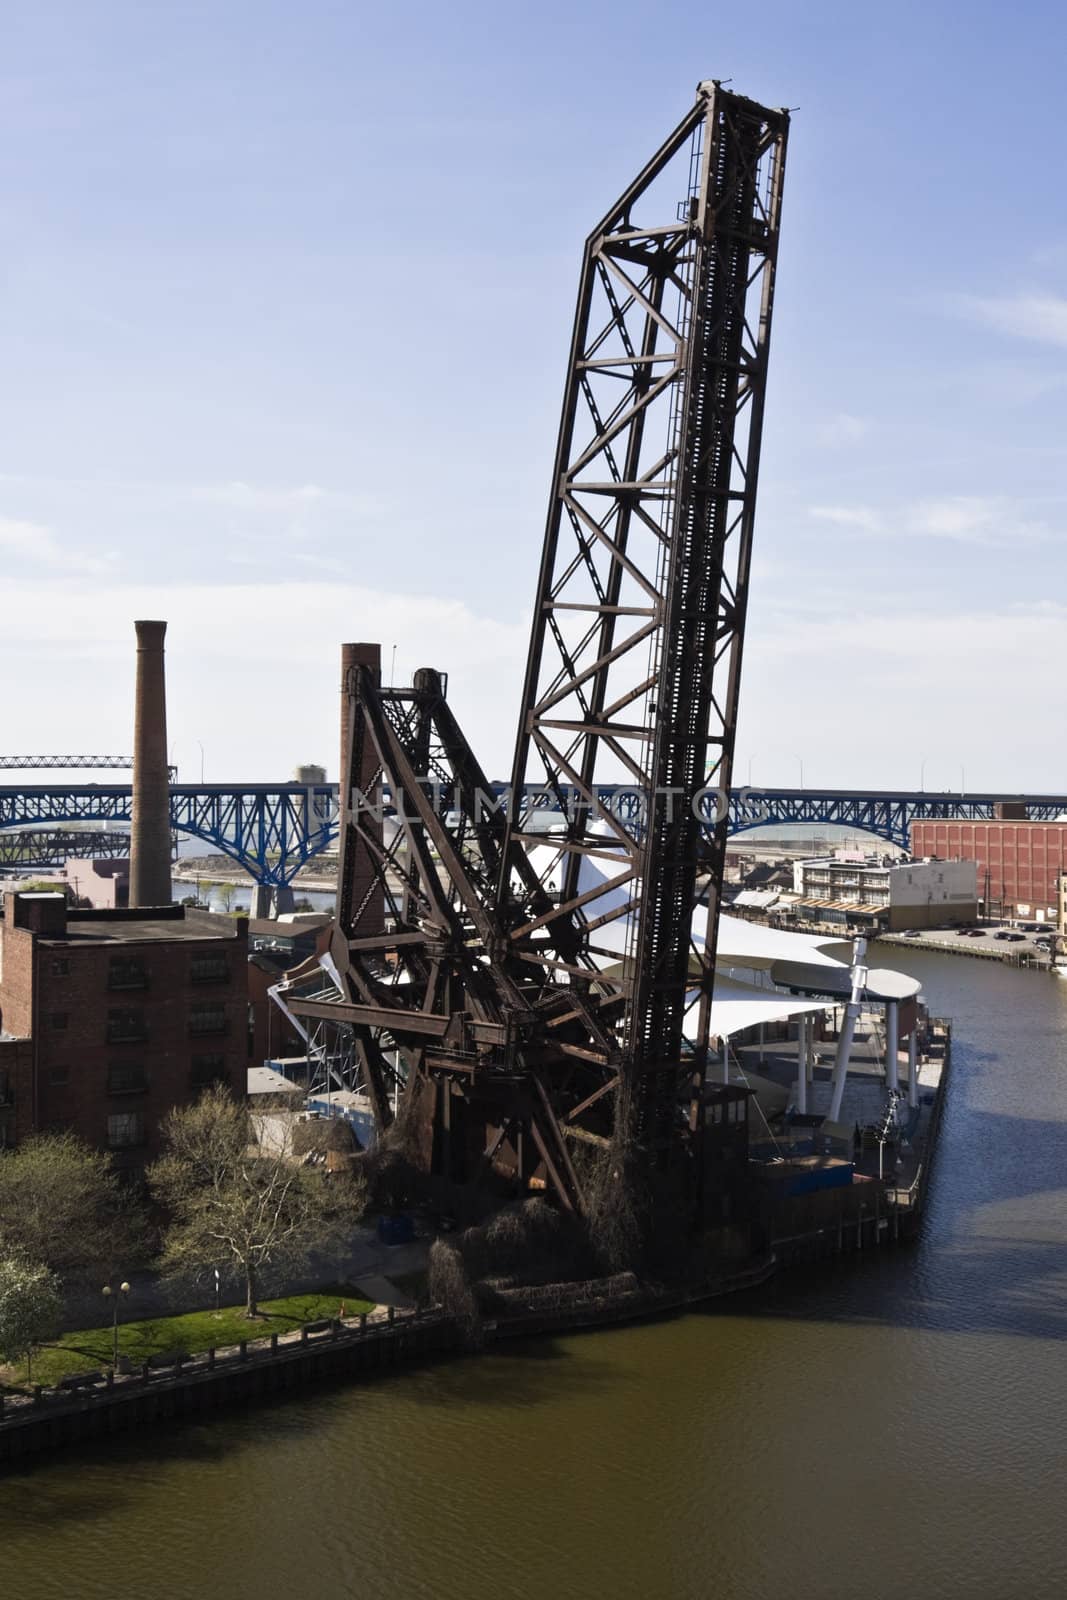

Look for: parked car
[1019,922,1043,932]
[994,930,1026,942]
[959,928,986,937]
[903,929,921,938]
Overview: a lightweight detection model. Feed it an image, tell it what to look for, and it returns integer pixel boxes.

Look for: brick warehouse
[0,892,248,1166]
[909,819,1067,921]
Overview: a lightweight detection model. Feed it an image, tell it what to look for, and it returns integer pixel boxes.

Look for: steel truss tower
[502,82,788,1163]
[288,82,788,1227]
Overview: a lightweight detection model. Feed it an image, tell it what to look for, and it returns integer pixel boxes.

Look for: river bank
[1,1027,948,1467]
[4,946,1066,1600]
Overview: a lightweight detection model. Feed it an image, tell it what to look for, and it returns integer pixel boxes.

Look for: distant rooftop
[41,907,243,946]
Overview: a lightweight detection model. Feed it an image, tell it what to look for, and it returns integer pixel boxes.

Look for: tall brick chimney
[340,642,381,794]
[340,642,382,935]
[129,619,172,907]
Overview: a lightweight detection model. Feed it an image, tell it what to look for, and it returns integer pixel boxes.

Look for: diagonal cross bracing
[500,83,789,1173]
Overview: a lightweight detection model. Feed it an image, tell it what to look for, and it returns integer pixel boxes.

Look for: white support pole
[827,938,867,1125]
[721,1036,730,1085]
[806,1024,815,1082]
[796,1016,807,1115]
[886,999,899,1092]
[907,1030,919,1109]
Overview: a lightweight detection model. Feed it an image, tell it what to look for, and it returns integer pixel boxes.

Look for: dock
[734,1008,950,1260]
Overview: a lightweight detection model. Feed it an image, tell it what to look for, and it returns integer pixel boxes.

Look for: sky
[2,0,1066,790]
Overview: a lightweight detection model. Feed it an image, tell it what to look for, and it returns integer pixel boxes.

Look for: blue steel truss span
[0,783,1063,886]
[0,785,337,888]
[727,789,1067,849]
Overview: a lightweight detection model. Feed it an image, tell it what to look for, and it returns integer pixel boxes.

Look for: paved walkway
[60,1226,429,1333]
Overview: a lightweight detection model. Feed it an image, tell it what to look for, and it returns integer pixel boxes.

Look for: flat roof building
[910,819,1067,921]
[788,853,978,933]
[0,892,248,1169]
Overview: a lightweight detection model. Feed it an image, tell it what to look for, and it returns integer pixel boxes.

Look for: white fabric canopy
[689,974,832,1041]
[709,911,851,973]
[769,960,921,1002]
[523,844,854,977]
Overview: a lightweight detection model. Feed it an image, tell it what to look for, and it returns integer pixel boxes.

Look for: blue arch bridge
[0,782,1064,912]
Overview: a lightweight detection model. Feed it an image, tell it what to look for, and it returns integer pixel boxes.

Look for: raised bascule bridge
[282,81,792,1255]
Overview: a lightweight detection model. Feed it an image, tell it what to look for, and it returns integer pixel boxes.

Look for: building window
[189,1006,228,1037]
[107,1062,148,1095]
[190,956,230,985]
[107,1112,144,1149]
[48,1065,70,1087]
[107,1008,148,1043]
[191,1054,227,1089]
[108,956,148,991]
[51,958,70,976]
[50,1012,68,1030]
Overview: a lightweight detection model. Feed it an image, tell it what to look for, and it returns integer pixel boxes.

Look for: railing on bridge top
[0,783,1062,889]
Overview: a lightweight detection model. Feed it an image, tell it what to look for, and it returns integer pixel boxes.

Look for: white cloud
[0,515,109,573]
[0,576,530,779]
[189,481,378,516]
[737,600,1067,789]
[906,496,1050,545]
[809,496,1052,547]
[956,292,1067,349]
[907,496,1001,540]
[808,504,883,533]
[815,413,869,447]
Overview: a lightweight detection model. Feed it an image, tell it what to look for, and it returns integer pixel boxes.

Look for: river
[4,948,1067,1600]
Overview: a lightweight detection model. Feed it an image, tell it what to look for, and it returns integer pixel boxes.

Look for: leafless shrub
[427,1239,483,1349]
[585,1138,644,1274]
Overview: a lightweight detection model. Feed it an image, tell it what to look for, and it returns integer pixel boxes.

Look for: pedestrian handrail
[0,1301,431,1428]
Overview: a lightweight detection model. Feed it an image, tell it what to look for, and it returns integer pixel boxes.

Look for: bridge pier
[250,884,296,919]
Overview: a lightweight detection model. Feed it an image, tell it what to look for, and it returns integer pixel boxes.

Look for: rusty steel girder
[292,82,788,1222]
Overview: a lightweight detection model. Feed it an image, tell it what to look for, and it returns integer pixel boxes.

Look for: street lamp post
[197,741,205,784]
[102,1281,131,1370]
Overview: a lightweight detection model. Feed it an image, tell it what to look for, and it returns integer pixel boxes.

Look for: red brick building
[909,820,1067,920]
[0,892,248,1168]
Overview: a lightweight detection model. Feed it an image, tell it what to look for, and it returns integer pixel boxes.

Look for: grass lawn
[2,1286,376,1391]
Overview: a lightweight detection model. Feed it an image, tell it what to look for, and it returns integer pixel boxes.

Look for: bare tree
[218,881,237,914]
[0,1257,61,1382]
[0,1133,149,1280]
[148,1086,350,1317]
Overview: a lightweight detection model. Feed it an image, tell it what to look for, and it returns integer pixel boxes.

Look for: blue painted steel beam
[0,783,1062,887]
[0,784,337,889]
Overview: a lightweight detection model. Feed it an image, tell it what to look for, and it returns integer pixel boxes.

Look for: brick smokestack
[340,643,382,935]
[340,642,381,790]
[129,619,172,907]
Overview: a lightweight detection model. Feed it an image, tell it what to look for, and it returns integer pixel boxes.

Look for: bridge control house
[0,891,248,1163]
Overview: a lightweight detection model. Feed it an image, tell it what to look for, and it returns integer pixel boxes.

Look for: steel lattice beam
[0,755,136,770]
[0,830,140,868]
[289,83,792,1226]
[499,83,789,1175]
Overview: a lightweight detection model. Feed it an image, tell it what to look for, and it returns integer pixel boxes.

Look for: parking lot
[879,921,1058,964]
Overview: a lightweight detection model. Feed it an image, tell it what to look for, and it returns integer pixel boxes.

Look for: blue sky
[2,0,1066,788]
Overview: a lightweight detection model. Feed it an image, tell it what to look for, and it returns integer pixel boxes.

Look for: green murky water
[4,949,1067,1600]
